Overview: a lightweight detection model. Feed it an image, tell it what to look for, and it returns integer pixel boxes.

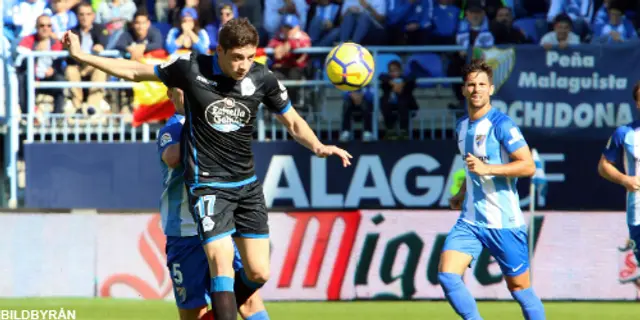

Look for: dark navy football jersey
[154,52,291,189]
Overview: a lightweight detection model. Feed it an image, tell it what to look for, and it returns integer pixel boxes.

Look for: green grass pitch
[0,299,639,319]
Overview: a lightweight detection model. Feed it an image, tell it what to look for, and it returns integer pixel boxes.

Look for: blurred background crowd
[2,0,638,141]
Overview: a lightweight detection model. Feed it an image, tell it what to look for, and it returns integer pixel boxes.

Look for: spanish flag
[132,48,269,127]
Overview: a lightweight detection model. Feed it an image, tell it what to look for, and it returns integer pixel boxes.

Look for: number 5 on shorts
[195,195,216,218]
[172,263,183,285]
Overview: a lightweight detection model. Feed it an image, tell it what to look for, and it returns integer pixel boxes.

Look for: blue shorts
[166,236,244,309]
[442,219,530,277]
[629,224,640,262]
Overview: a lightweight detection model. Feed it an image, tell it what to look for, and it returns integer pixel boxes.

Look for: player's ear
[489,85,495,96]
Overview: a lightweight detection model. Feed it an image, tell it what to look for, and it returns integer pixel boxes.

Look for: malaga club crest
[205,98,251,132]
[473,47,516,94]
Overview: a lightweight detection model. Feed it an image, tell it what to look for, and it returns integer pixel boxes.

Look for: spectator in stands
[49,0,78,39]
[455,1,494,48]
[268,14,311,105]
[11,0,49,38]
[339,88,374,142]
[16,14,65,114]
[547,0,594,40]
[166,8,210,55]
[207,3,235,50]
[454,0,503,21]
[540,13,580,49]
[65,2,109,114]
[429,0,460,44]
[115,9,163,61]
[591,1,638,44]
[387,0,433,45]
[592,0,611,33]
[447,0,493,109]
[490,6,529,44]
[264,0,309,38]
[380,60,417,140]
[338,0,387,44]
[95,0,137,49]
[306,0,341,46]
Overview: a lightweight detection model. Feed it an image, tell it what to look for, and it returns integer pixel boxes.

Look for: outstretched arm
[276,108,353,167]
[62,30,159,82]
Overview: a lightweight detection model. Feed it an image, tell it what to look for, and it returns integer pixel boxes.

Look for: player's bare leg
[506,270,545,319]
[438,250,483,320]
[233,238,271,306]
[238,292,268,319]
[178,306,208,320]
[203,236,238,320]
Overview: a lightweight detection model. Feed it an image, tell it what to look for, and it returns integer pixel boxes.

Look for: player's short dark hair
[388,60,401,69]
[218,18,259,51]
[76,2,93,11]
[553,13,572,27]
[633,81,640,102]
[462,59,493,84]
[133,8,150,20]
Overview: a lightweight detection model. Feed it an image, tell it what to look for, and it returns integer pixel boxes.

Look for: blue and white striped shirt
[603,121,640,226]
[456,108,528,229]
[158,114,197,237]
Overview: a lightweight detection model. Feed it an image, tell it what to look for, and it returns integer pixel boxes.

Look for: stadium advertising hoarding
[24,139,624,211]
[0,211,638,300]
[476,44,640,138]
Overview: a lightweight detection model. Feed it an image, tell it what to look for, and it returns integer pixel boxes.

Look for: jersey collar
[212,53,223,75]
[469,107,495,124]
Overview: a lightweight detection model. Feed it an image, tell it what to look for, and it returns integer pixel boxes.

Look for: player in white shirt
[438,59,545,320]
[598,81,640,289]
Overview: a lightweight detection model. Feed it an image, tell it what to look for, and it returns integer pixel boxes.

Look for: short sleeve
[603,127,626,164]
[261,69,292,115]
[153,52,192,89]
[495,118,527,154]
[157,121,183,155]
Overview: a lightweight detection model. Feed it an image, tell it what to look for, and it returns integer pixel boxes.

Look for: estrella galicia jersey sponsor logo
[205,97,251,132]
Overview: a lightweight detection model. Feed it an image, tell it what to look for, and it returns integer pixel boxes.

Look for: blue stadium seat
[154,22,172,39]
[626,10,637,21]
[514,18,540,43]
[406,53,445,88]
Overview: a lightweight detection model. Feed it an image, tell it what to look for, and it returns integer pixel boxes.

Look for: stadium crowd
[1,0,638,140]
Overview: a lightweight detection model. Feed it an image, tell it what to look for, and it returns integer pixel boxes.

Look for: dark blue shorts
[166,236,244,309]
[442,219,530,277]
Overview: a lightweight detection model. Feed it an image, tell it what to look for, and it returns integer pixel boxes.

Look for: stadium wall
[0,211,637,301]
[24,139,622,211]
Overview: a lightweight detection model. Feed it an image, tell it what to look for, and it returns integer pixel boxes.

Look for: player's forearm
[598,160,628,186]
[487,159,535,178]
[72,52,154,82]
[288,117,324,154]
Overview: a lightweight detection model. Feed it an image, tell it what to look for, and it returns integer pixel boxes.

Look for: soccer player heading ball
[441,59,545,320]
[63,18,352,320]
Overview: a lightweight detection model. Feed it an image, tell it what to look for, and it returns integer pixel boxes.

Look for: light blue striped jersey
[603,121,640,226]
[456,108,528,229]
[158,114,197,237]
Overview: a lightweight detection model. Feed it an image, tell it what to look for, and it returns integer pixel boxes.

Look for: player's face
[463,71,494,109]
[167,88,185,115]
[217,45,257,80]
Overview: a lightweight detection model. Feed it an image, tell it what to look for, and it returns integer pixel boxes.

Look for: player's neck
[467,104,492,121]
